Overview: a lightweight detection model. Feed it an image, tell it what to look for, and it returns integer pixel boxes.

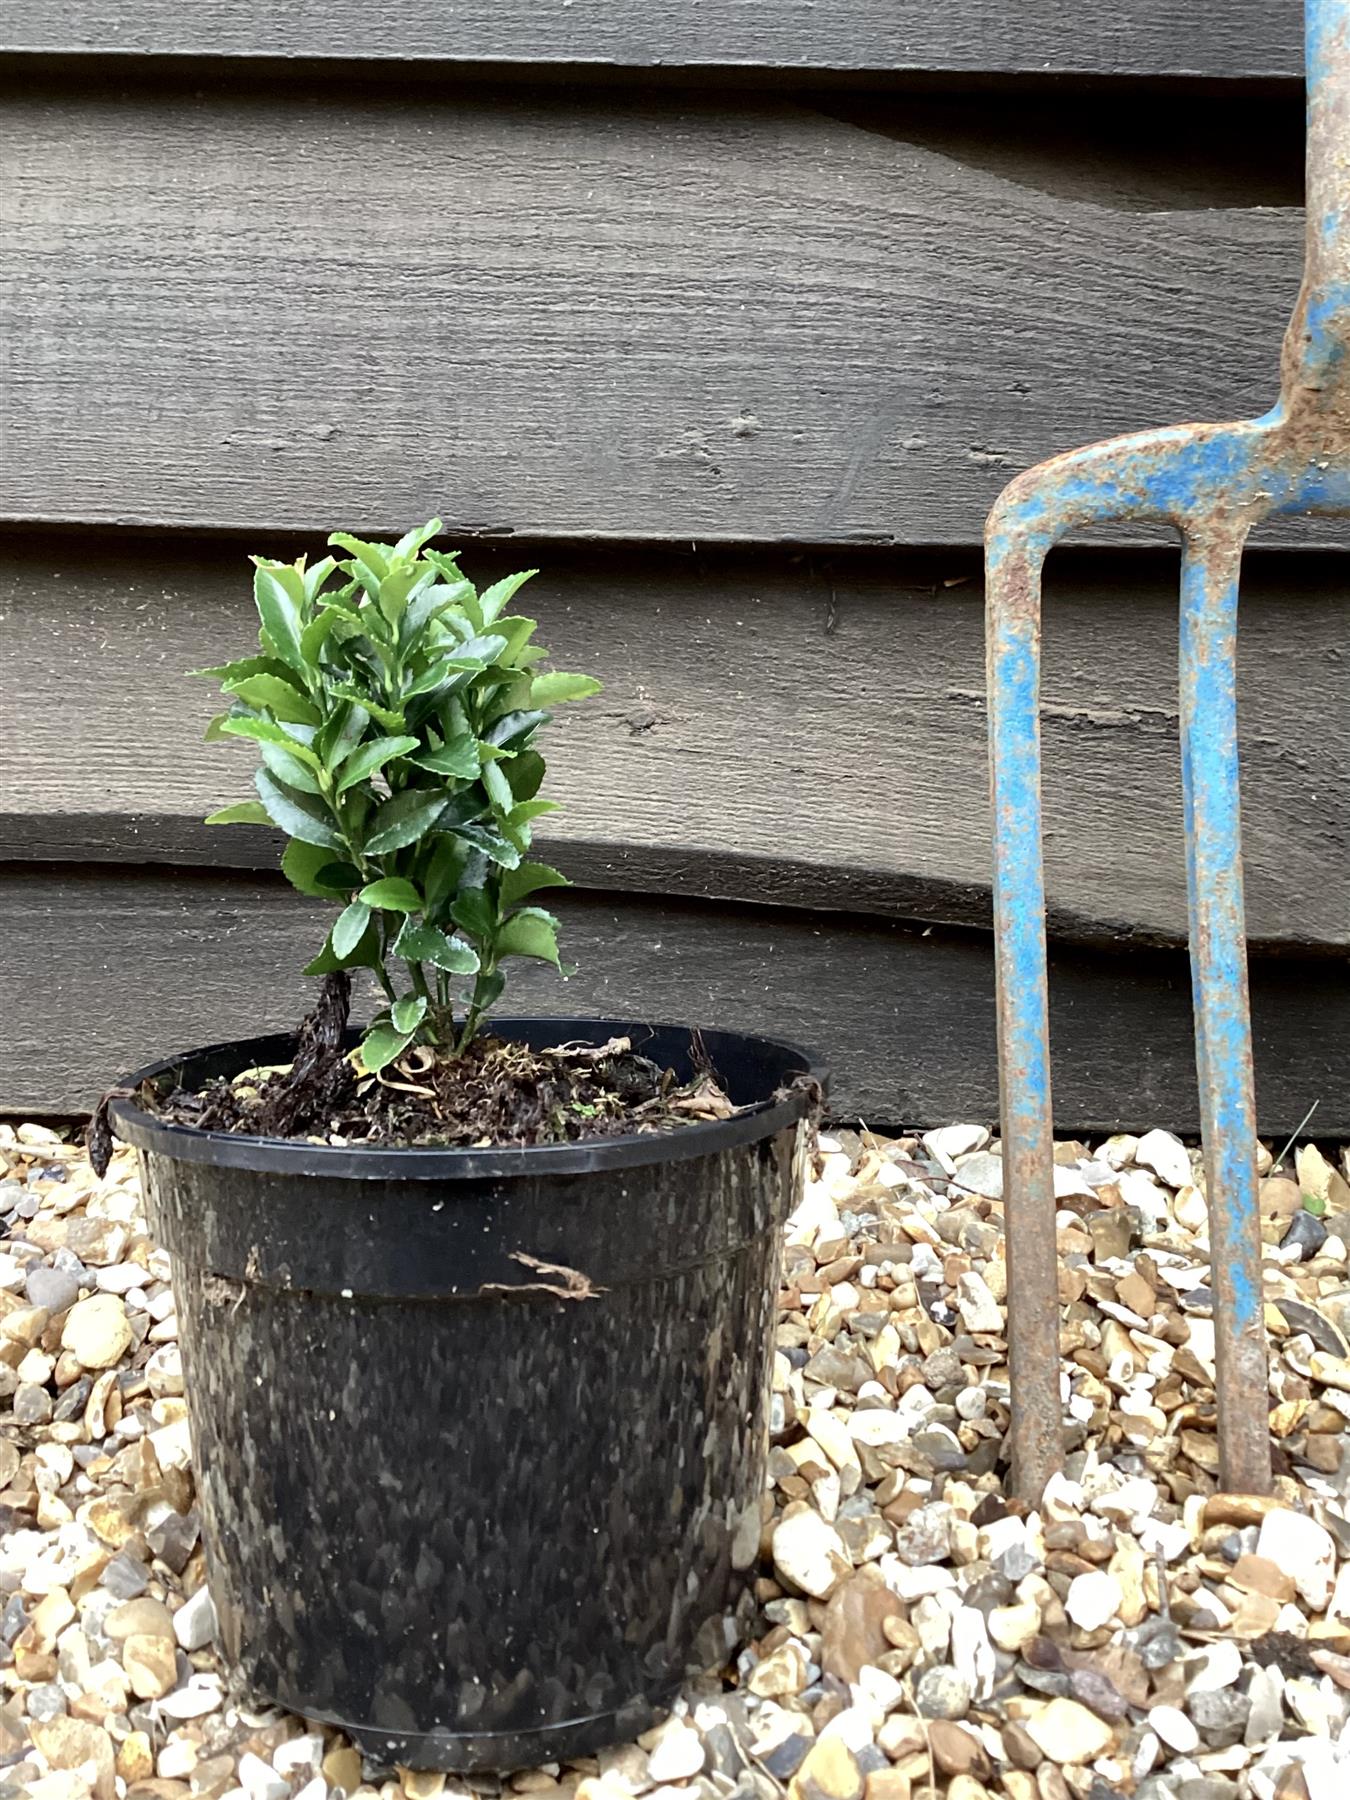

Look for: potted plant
[96,523,824,1773]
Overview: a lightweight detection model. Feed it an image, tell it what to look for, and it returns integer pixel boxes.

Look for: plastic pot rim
[108,1015,828,1182]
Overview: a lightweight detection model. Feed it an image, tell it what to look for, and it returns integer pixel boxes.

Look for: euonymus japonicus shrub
[199,520,601,1074]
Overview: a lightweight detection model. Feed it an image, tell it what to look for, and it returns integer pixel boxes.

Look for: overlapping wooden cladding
[0,88,1319,547]
[0,0,1303,80]
[0,9,1344,1122]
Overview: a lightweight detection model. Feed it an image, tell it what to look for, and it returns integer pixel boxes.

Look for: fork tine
[1178,527,1271,1495]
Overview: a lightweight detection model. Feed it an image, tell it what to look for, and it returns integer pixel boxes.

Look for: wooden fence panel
[2,539,1345,949]
[0,89,1318,547]
[0,1,1303,81]
[3,866,1343,1130]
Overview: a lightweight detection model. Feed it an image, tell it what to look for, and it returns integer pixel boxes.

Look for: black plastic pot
[110,1018,824,1772]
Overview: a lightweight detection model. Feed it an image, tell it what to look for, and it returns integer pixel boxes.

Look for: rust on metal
[985,0,1350,1501]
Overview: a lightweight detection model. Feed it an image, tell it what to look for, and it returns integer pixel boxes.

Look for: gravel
[3,1117,1350,1800]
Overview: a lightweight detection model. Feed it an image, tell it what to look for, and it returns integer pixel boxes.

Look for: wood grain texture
[2,537,1345,949]
[0,1,1303,80]
[0,88,1324,548]
[3,866,1344,1131]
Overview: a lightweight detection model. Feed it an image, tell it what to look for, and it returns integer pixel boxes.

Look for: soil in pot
[108,975,771,1156]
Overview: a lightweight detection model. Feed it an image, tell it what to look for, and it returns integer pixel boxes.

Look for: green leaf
[486,708,549,750]
[204,800,271,827]
[481,757,514,811]
[335,734,420,794]
[365,787,449,855]
[330,687,406,732]
[358,876,423,912]
[218,716,323,767]
[281,841,356,898]
[402,654,485,701]
[391,994,428,1034]
[448,821,520,869]
[190,653,295,685]
[496,907,562,968]
[449,887,497,941]
[299,607,341,665]
[376,562,434,627]
[254,769,345,849]
[251,562,306,673]
[224,673,322,726]
[260,740,323,794]
[301,555,339,602]
[332,900,372,959]
[409,734,480,780]
[402,579,476,646]
[317,700,370,770]
[478,569,537,625]
[357,1023,413,1075]
[493,616,539,666]
[500,860,571,911]
[393,921,481,973]
[328,532,390,581]
[455,633,510,667]
[530,671,603,705]
[393,519,444,560]
[304,914,382,974]
[203,710,234,742]
[506,750,545,801]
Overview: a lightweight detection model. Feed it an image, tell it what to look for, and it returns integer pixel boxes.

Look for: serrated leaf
[393,518,444,559]
[330,687,406,732]
[365,787,449,855]
[506,750,545,801]
[304,914,382,974]
[492,616,539,666]
[359,877,423,912]
[219,716,323,767]
[357,1023,413,1074]
[260,740,323,794]
[254,769,345,849]
[204,800,271,827]
[299,607,341,665]
[251,563,306,673]
[332,900,372,958]
[530,671,603,705]
[335,734,420,794]
[281,841,357,898]
[500,860,571,911]
[376,562,434,627]
[409,734,480,780]
[317,699,370,770]
[394,920,481,973]
[481,757,514,811]
[191,653,296,685]
[403,654,485,701]
[495,907,562,968]
[478,569,537,625]
[449,887,496,940]
[391,993,429,1034]
[328,532,391,580]
[224,673,322,726]
[203,710,234,742]
[455,633,510,666]
[301,555,339,602]
[448,821,520,869]
[486,708,549,750]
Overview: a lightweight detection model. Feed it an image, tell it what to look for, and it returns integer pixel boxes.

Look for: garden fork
[986,0,1350,1501]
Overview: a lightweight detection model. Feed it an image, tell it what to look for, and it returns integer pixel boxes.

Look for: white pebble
[1257,1508,1337,1611]
[1065,1570,1122,1631]
[1135,1128,1193,1190]
[1148,1705,1200,1754]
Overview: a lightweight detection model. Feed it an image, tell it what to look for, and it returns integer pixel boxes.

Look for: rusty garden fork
[986,0,1350,1502]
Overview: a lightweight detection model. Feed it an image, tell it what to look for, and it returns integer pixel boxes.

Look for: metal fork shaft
[1178,527,1271,1495]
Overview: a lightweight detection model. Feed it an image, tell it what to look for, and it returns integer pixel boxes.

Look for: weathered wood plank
[0,89,1322,547]
[0,1,1304,81]
[2,538,1345,948]
[3,865,1344,1132]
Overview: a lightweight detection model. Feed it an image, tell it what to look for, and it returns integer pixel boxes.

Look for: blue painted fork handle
[1179,529,1270,1495]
